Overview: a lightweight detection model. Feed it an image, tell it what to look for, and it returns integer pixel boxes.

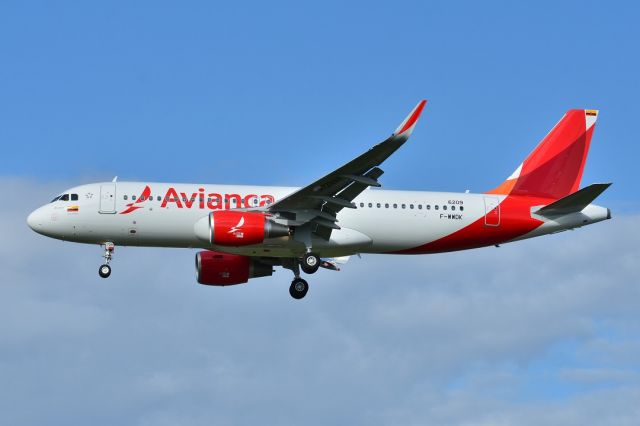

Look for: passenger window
[359,202,364,207]
[377,203,381,208]
[435,205,439,210]
[427,205,431,210]
[157,196,161,201]
[124,195,128,200]
[71,194,78,201]
[443,205,447,210]
[385,203,389,208]
[418,205,422,210]
[410,204,414,209]
[368,203,372,208]
[402,204,406,209]
[132,195,137,201]
[393,204,397,208]
[460,206,464,211]
[451,206,456,211]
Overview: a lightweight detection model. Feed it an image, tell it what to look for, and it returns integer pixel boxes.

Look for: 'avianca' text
[120,186,275,214]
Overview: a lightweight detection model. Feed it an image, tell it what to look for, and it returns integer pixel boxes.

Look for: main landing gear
[99,242,114,278]
[284,251,322,300]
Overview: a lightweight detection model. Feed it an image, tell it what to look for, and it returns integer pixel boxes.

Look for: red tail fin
[488,109,598,199]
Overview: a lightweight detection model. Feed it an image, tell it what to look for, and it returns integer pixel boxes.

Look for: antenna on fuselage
[112,176,118,183]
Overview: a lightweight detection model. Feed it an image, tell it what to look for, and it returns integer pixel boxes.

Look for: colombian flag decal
[586,110,598,116]
[67,205,79,213]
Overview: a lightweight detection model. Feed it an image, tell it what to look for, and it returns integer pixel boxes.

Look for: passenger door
[99,183,117,214]
[484,196,500,227]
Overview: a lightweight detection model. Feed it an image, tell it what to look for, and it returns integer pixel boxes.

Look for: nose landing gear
[99,242,114,278]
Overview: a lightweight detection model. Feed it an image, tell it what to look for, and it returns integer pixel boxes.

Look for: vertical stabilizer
[488,110,598,199]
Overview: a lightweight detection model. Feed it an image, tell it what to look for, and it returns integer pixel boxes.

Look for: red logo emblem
[119,185,151,214]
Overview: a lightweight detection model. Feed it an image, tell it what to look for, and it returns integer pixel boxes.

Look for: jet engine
[195,251,273,286]
[194,211,290,246]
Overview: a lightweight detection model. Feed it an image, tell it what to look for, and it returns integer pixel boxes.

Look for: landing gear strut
[283,250,324,299]
[99,242,114,278]
[283,258,311,300]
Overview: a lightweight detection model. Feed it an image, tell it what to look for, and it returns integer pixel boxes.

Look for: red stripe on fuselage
[393,195,552,254]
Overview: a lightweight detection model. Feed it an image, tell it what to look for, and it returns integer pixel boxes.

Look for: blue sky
[1,1,637,209]
[1,1,639,425]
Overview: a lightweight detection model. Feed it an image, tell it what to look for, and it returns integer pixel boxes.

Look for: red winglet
[394,100,427,136]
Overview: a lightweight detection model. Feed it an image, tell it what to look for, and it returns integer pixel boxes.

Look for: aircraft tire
[289,278,309,299]
[300,252,320,274]
[99,264,111,278]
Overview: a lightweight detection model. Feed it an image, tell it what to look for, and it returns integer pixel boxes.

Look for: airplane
[27,101,612,299]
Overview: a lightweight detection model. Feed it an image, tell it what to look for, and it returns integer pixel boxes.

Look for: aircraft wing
[265,100,427,239]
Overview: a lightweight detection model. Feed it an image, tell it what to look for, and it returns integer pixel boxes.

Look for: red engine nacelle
[195,251,274,286]
[209,211,289,246]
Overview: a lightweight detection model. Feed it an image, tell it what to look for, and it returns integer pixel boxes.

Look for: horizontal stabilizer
[535,183,611,216]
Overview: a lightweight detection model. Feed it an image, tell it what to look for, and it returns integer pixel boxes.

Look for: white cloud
[559,367,639,384]
[0,178,639,425]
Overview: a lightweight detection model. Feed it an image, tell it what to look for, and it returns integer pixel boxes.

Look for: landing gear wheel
[289,278,309,299]
[300,252,320,274]
[99,264,111,278]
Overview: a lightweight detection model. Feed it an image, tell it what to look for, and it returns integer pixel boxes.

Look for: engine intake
[195,251,273,286]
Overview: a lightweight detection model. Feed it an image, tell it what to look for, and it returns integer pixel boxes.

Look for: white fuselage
[27,181,610,258]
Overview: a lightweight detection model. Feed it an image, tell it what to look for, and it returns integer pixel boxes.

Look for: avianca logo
[119,186,275,214]
[120,185,152,215]
[228,217,245,238]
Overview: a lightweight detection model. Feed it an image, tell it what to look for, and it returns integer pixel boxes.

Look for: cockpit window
[50,193,75,203]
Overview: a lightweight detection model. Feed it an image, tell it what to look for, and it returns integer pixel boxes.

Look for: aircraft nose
[27,207,45,232]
